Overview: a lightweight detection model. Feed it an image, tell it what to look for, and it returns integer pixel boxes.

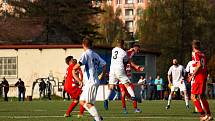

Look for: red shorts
[191,82,206,95]
[119,83,134,97]
[65,87,82,99]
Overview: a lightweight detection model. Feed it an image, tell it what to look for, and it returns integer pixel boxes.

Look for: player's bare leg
[80,101,103,121]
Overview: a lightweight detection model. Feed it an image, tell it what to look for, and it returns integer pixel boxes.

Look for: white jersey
[185,61,196,74]
[110,47,128,71]
[138,78,146,90]
[168,65,185,84]
[79,49,106,85]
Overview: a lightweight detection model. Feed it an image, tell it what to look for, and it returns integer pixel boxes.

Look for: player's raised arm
[130,61,144,72]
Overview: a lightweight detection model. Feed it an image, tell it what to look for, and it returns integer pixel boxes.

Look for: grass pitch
[0,99,214,121]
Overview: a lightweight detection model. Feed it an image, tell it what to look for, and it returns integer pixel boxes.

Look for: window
[125,9,133,16]
[125,0,133,4]
[116,0,121,4]
[125,21,133,29]
[132,55,145,66]
[0,57,17,77]
[131,55,145,82]
[138,0,143,3]
[107,0,112,4]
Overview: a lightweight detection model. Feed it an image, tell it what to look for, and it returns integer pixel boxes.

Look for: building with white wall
[0,44,159,100]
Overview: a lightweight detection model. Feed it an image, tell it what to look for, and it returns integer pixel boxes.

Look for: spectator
[154,75,163,100]
[62,79,70,101]
[206,74,213,99]
[47,81,52,100]
[138,76,147,100]
[39,79,46,99]
[1,77,9,101]
[15,78,25,101]
[147,76,155,100]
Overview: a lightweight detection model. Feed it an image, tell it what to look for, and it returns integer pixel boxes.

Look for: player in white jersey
[73,38,107,121]
[185,60,196,83]
[103,44,144,113]
[107,40,137,103]
[166,59,189,110]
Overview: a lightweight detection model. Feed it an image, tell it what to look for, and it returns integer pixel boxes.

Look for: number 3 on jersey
[113,51,118,59]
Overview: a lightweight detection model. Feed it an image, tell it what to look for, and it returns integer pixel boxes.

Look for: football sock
[200,100,204,110]
[133,100,137,109]
[126,86,135,97]
[194,100,205,115]
[83,104,100,121]
[105,89,111,100]
[88,106,100,121]
[66,101,78,115]
[167,95,171,105]
[195,106,198,112]
[104,100,108,110]
[121,95,126,109]
[185,95,189,106]
[79,105,85,115]
[201,99,211,115]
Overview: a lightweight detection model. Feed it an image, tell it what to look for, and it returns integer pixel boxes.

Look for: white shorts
[171,82,186,92]
[109,69,130,85]
[79,84,98,104]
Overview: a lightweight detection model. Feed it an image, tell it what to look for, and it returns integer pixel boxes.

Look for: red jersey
[126,50,135,78]
[64,63,76,90]
[192,51,207,83]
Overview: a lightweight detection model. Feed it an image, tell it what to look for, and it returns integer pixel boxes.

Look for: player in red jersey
[64,56,85,118]
[190,40,213,121]
[118,44,144,114]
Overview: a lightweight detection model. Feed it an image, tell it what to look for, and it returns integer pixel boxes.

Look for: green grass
[0,99,214,121]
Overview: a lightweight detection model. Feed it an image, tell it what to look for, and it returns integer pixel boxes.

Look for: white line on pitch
[0,116,198,120]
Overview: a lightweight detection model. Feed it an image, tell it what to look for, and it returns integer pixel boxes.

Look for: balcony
[125,15,134,21]
[124,3,134,8]
[127,27,134,32]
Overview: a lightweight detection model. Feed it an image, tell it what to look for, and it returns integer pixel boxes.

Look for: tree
[95,4,131,46]
[0,0,102,44]
[208,55,215,81]
[136,0,215,78]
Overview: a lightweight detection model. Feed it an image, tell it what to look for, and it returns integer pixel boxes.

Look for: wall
[0,47,158,100]
[0,48,83,98]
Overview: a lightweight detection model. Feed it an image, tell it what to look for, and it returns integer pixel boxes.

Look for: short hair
[133,44,140,48]
[116,39,124,47]
[192,40,201,50]
[82,38,93,48]
[65,56,73,65]
[73,59,77,64]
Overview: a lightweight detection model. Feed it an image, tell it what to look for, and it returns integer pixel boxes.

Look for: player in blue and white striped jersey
[73,38,107,121]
